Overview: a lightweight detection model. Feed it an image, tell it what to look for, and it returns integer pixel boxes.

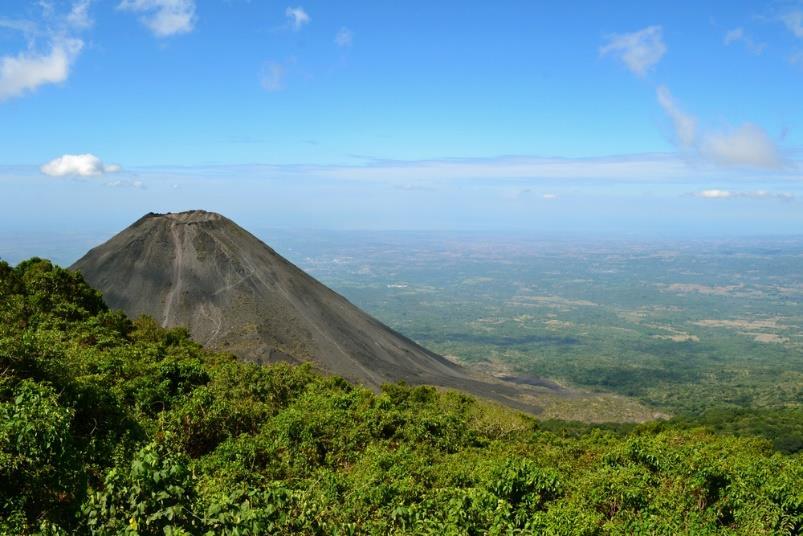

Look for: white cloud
[782,10,803,38]
[694,189,794,201]
[600,25,666,77]
[260,61,285,92]
[656,86,697,147]
[656,87,782,169]
[0,1,97,102]
[119,0,196,37]
[723,27,766,55]
[542,193,559,200]
[0,39,83,101]
[696,189,732,199]
[285,6,309,30]
[702,124,782,169]
[335,27,352,47]
[40,154,122,177]
[67,0,93,30]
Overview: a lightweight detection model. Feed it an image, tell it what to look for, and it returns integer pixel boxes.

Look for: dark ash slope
[71,210,555,413]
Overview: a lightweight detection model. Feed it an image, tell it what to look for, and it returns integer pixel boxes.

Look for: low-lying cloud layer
[693,189,794,201]
[109,151,799,187]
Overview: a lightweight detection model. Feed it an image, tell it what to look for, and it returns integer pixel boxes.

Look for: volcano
[71,210,554,412]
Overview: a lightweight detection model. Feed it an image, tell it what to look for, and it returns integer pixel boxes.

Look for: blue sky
[1,0,803,237]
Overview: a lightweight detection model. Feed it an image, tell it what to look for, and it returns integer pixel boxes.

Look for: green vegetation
[1,258,802,534]
[668,408,803,455]
[283,233,803,418]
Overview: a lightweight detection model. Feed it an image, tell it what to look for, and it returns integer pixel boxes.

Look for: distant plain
[4,229,802,420]
[265,231,803,420]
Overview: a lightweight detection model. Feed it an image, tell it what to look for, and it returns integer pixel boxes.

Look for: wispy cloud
[119,0,196,37]
[335,27,352,47]
[656,86,783,169]
[781,10,803,38]
[656,86,696,147]
[260,61,285,92]
[40,154,121,177]
[723,27,766,55]
[285,6,309,31]
[67,0,93,30]
[0,17,39,34]
[600,25,666,77]
[106,179,145,189]
[723,28,743,44]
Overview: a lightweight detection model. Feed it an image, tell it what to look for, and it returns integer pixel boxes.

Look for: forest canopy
[0,259,801,534]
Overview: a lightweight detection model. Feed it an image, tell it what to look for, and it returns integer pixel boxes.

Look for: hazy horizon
[3,220,803,269]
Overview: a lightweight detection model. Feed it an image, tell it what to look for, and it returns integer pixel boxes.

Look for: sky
[1,0,803,240]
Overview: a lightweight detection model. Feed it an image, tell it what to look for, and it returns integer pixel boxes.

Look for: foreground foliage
[1,258,801,534]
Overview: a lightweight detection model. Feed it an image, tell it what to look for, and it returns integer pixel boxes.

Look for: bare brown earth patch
[693,318,786,330]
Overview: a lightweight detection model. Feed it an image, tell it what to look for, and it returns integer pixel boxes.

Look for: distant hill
[71,210,557,413]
